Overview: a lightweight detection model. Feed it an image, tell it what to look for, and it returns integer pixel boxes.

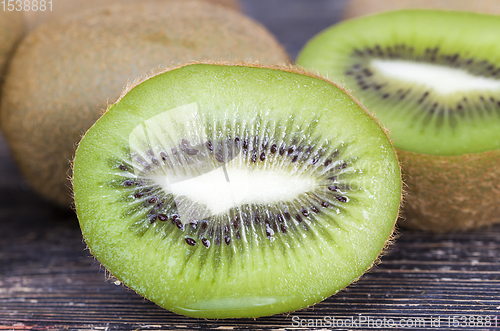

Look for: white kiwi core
[153,163,315,217]
[370,59,500,95]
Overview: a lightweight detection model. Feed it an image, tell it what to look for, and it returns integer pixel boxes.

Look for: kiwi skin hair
[399,149,500,231]
[0,0,290,207]
[72,61,402,318]
[296,9,500,231]
[0,10,25,102]
[343,0,500,20]
[23,0,241,31]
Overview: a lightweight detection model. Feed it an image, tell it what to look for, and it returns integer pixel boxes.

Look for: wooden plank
[1,1,500,330]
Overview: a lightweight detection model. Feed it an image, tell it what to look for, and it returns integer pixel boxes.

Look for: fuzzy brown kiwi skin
[0,10,25,103]
[23,0,241,31]
[74,61,404,307]
[343,0,500,20]
[1,0,290,207]
[397,148,500,232]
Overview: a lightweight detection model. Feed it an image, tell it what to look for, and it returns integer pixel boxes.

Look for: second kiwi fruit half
[0,0,289,207]
[297,10,500,231]
[73,62,402,318]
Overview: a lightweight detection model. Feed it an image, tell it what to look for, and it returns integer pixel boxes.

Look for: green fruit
[0,0,289,207]
[297,9,500,231]
[72,62,402,318]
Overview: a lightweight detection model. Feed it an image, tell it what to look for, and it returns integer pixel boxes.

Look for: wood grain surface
[1,1,500,330]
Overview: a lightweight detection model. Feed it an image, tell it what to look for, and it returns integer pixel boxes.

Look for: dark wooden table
[2,1,500,330]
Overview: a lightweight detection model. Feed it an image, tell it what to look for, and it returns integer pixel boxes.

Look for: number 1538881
[2,0,52,11]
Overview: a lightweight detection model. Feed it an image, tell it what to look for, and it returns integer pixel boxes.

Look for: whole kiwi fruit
[343,0,500,20]
[0,10,25,101]
[0,0,289,207]
[23,0,241,31]
[72,61,402,318]
[297,9,500,231]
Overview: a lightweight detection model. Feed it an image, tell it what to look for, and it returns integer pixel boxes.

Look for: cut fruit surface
[297,10,500,156]
[73,63,401,318]
[297,9,500,231]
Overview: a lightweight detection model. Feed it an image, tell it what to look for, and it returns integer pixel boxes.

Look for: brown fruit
[0,0,289,207]
[0,10,25,100]
[23,0,241,31]
[398,149,500,232]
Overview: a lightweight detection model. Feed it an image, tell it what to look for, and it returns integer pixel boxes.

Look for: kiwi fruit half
[343,0,500,20]
[297,9,500,231]
[72,62,402,318]
[0,0,289,207]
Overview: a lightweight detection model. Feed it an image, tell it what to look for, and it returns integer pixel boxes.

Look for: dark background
[1,1,500,330]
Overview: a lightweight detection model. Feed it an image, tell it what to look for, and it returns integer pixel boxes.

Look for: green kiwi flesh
[73,63,402,318]
[297,10,500,156]
[0,0,289,207]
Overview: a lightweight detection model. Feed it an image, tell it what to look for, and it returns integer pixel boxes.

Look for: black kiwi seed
[160,151,169,161]
[260,152,266,161]
[206,140,213,152]
[201,220,208,230]
[123,180,134,186]
[280,224,287,233]
[301,209,309,217]
[119,165,128,171]
[270,144,277,153]
[201,238,210,248]
[158,214,168,222]
[175,219,184,231]
[328,185,339,192]
[215,142,225,163]
[185,238,196,246]
[279,144,286,155]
